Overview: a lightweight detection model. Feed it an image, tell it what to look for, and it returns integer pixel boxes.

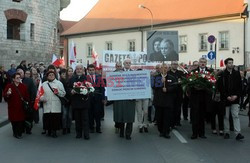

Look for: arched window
[7,19,22,40]
[4,9,27,40]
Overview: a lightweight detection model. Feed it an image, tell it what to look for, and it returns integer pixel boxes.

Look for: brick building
[0,0,70,68]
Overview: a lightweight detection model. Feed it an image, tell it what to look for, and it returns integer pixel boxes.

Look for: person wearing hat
[40,71,66,138]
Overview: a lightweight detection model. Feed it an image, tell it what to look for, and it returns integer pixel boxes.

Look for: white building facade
[67,17,246,68]
[63,0,248,69]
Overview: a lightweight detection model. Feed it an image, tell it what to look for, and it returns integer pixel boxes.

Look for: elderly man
[69,65,90,140]
[153,39,178,61]
[189,58,213,139]
[113,59,136,140]
[152,63,178,138]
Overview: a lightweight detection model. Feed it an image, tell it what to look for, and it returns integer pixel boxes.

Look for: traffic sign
[207,51,215,60]
[202,55,207,58]
[208,35,216,44]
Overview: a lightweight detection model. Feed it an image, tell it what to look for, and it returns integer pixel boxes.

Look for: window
[7,19,21,40]
[199,33,207,51]
[53,28,57,43]
[87,43,93,57]
[128,40,135,51]
[106,42,112,50]
[219,31,229,50]
[30,23,34,40]
[179,35,187,52]
[13,0,22,2]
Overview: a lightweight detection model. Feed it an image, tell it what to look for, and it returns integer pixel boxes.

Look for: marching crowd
[0,57,248,141]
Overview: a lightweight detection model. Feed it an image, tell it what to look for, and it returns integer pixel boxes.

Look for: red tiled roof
[60,20,77,32]
[62,0,246,36]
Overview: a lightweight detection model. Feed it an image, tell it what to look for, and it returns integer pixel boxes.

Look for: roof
[60,20,77,32]
[62,0,246,36]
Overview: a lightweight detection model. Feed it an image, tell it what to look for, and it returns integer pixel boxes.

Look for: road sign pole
[208,35,216,69]
[215,38,217,69]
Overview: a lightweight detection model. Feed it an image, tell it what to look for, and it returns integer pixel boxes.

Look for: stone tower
[0,0,70,68]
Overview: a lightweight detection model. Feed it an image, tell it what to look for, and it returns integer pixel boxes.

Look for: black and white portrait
[147,31,179,62]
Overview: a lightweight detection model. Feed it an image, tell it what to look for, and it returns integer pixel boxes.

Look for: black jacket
[22,77,37,102]
[152,73,178,108]
[68,75,90,109]
[168,69,184,99]
[218,69,241,106]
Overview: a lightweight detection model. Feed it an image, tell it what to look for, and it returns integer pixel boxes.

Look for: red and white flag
[92,47,99,68]
[34,81,44,110]
[59,56,65,67]
[69,41,77,70]
[52,54,60,67]
[220,59,224,67]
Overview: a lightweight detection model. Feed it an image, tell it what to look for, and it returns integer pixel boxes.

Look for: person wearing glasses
[4,73,30,139]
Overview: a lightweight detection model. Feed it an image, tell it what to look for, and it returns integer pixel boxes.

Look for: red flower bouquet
[73,81,95,95]
[181,70,216,92]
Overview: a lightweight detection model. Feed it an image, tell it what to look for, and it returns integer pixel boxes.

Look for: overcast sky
[60,0,99,21]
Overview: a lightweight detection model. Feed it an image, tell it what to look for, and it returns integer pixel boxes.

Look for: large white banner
[106,70,152,101]
[102,50,161,73]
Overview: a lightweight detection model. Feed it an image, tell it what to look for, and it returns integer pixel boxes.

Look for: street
[0,102,250,163]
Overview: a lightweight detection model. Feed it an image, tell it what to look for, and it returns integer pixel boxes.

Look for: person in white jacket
[40,71,66,138]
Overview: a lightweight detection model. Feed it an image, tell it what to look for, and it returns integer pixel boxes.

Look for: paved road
[0,104,250,163]
[0,101,8,126]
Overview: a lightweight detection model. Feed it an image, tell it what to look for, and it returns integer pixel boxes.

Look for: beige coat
[41,79,65,113]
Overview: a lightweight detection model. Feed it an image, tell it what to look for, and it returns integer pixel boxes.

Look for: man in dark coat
[87,64,105,133]
[69,65,90,140]
[0,66,8,102]
[189,58,213,139]
[16,60,28,72]
[152,63,178,138]
[217,58,244,140]
[168,61,184,127]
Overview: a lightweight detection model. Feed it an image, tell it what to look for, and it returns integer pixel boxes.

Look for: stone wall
[0,0,69,69]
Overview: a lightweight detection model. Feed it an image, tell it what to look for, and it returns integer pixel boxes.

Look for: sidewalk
[0,101,9,127]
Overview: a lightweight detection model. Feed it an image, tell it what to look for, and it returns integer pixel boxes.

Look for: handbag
[13,84,33,113]
[47,83,69,105]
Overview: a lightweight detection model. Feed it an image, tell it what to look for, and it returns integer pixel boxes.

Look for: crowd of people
[0,58,248,141]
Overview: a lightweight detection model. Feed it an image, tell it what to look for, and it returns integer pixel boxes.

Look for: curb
[0,119,9,128]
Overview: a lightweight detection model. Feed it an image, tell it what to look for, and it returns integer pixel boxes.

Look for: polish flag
[69,41,77,70]
[92,47,99,67]
[52,54,60,67]
[34,81,44,110]
[59,56,65,66]
[220,59,224,67]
